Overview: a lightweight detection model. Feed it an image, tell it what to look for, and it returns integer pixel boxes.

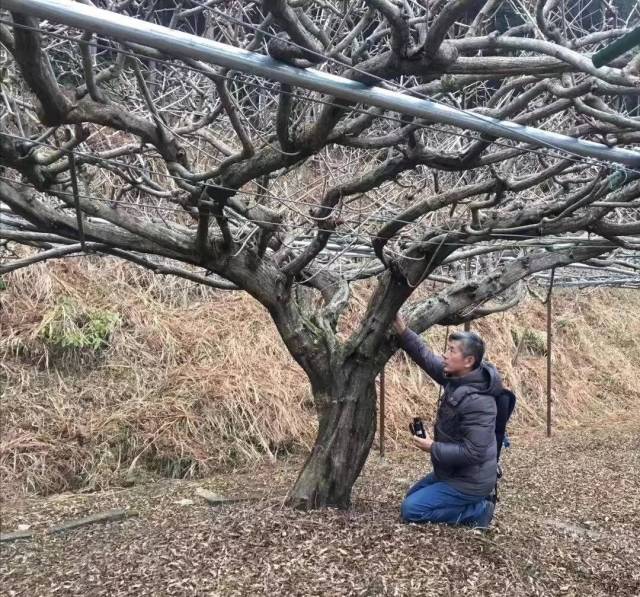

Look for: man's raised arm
[394,316,447,386]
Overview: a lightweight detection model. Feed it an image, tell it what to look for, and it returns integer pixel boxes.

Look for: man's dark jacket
[399,329,500,496]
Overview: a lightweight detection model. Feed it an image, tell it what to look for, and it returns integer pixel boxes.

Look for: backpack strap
[447,385,516,462]
[445,383,477,407]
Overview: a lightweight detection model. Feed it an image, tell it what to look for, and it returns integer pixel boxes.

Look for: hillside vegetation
[1,259,639,497]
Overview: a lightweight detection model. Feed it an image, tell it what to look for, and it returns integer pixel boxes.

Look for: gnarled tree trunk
[286,362,378,509]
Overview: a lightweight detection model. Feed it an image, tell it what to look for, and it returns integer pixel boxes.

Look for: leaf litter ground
[1,425,638,597]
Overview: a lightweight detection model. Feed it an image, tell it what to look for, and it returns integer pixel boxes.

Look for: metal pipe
[4,0,640,169]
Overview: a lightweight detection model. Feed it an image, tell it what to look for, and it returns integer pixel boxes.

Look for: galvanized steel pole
[4,0,640,169]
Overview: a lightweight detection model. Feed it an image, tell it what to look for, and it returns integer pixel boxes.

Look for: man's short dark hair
[448,331,485,369]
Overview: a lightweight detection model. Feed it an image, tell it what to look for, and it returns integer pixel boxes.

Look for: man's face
[443,340,475,377]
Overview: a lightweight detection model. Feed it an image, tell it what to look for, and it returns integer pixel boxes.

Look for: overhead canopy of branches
[1,0,640,329]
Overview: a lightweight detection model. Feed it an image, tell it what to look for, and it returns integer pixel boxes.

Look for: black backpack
[492,388,516,503]
[495,388,516,461]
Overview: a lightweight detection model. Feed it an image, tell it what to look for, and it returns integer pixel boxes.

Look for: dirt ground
[1,423,639,597]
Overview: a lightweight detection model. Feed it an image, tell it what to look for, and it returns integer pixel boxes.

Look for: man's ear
[464,355,475,369]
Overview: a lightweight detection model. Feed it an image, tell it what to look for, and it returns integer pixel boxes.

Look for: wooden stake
[464,259,472,332]
[546,269,556,438]
[379,367,385,457]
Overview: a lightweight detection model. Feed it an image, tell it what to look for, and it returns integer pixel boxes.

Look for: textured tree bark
[286,364,378,510]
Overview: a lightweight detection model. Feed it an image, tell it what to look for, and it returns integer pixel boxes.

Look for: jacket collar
[444,366,489,406]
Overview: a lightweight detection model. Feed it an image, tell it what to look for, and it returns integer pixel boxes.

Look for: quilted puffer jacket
[399,329,500,496]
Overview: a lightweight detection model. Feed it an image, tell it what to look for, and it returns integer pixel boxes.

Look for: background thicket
[2,259,638,497]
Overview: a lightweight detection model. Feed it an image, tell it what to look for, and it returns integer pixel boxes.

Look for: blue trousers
[400,472,490,526]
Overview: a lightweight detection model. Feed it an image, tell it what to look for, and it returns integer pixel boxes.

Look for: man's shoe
[474,499,495,530]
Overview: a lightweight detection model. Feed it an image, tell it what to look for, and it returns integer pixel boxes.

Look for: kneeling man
[394,316,500,528]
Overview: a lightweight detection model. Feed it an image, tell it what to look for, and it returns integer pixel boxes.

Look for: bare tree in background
[1,0,640,508]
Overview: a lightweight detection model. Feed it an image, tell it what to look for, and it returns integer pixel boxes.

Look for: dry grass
[1,259,639,497]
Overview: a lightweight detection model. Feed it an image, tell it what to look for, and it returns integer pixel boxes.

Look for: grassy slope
[1,259,639,496]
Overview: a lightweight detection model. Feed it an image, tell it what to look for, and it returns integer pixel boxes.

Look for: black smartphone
[409,417,427,439]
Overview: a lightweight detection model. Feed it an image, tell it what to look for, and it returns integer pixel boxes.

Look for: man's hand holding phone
[411,434,433,452]
[409,417,433,452]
